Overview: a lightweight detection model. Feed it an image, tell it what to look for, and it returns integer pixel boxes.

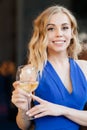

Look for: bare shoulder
[75,59,87,79]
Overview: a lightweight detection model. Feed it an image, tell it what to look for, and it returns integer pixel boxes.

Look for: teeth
[54,42,64,44]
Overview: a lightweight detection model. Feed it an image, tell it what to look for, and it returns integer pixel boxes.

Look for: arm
[11,81,32,130]
[16,109,31,130]
[26,94,87,126]
[64,106,87,126]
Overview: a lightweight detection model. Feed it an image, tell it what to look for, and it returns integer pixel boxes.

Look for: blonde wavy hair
[28,5,81,74]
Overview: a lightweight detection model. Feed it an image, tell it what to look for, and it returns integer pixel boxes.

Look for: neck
[48,52,69,65]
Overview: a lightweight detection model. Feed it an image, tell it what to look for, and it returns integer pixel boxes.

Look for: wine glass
[16,64,39,119]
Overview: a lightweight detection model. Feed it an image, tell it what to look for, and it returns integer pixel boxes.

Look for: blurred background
[0,0,87,129]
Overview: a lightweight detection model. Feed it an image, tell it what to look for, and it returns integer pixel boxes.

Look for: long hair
[28,5,81,74]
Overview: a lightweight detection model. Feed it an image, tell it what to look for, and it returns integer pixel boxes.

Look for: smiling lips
[53,40,66,44]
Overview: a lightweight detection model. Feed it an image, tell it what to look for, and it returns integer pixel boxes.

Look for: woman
[11,5,87,130]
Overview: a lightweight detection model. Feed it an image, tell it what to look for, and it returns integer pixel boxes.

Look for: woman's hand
[11,81,31,111]
[26,94,63,118]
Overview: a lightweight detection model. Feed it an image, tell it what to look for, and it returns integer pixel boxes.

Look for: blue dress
[34,58,87,130]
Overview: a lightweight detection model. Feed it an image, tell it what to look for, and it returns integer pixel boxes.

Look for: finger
[12,97,27,104]
[34,111,47,118]
[12,92,27,100]
[13,87,31,97]
[13,81,20,89]
[27,105,44,114]
[30,94,44,103]
[12,100,27,110]
[11,96,27,108]
[26,104,44,116]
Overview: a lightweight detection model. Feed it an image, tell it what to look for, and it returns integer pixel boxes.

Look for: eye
[62,26,69,30]
[47,27,54,31]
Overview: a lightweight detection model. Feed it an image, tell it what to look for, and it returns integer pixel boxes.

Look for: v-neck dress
[34,58,87,130]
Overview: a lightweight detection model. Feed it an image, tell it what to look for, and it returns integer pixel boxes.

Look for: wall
[16,0,71,65]
[0,0,16,62]
[0,0,87,66]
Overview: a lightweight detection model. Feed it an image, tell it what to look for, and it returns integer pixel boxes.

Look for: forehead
[48,12,71,25]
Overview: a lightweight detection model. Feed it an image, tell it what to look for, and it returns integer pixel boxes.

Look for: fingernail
[26,111,29,115]
[29,114,31,116]
[28,94,31,97]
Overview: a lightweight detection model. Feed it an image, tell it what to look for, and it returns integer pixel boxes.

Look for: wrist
[59,105,69,116]
[18,108,30,120]
[18,108,26,112]
[62,106,70,117]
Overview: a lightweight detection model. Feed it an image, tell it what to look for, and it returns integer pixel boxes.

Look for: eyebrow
[46,23,70,27]
[46,24,55,27]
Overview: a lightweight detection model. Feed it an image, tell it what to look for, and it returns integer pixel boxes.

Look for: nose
[55,28,62,37]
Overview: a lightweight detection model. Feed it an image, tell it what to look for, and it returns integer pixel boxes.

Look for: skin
[26,13,87,121]
[11,12,87,129]
[47,13,72,54]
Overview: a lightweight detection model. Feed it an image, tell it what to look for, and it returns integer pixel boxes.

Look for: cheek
[66,32,72,41]
[47,33,54,41]
[47,43,53,49]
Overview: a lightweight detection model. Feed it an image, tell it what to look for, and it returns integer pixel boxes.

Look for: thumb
[30,94,44,103]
